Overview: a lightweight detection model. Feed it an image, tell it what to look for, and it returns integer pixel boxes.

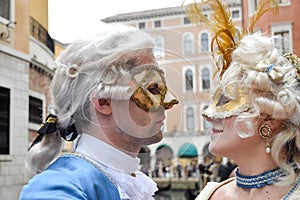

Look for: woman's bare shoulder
[210,178,236,200]
[196,177,236,200]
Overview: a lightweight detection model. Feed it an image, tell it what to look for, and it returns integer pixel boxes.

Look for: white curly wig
[25,24,155,180]
[219,34,300,186]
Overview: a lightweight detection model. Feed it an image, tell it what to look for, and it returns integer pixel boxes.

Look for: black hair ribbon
[29,114,78,150]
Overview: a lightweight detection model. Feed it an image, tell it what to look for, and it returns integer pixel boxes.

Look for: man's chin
[136,131,163,145]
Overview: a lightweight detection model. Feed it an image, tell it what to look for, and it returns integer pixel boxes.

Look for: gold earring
[259,124,272,154]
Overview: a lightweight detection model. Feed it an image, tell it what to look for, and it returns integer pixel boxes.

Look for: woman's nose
[202,112,213,122]
[206,117,213,123]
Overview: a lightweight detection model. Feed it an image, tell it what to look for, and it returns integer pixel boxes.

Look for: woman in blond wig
[181,0,300,199]
[198,33,300,200]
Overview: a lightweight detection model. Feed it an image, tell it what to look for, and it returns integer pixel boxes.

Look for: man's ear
[91,98,112,115]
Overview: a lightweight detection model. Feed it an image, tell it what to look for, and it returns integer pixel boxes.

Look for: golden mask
[203,86,251,119]
[130,65,178,112]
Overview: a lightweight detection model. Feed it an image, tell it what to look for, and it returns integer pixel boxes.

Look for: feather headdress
[183,0,278,78]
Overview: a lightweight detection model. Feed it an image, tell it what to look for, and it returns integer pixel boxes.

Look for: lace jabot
[74,133,158,200]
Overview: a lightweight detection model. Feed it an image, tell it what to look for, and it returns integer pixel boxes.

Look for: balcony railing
[30,17,54,53]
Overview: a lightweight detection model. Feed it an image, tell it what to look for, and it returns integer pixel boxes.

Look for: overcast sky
[48,0,191,43]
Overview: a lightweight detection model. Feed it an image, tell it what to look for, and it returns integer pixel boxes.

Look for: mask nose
[163,91,179,110]
[164,104,173,110]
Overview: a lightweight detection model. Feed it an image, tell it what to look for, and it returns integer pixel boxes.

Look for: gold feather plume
[247,0,279,34]
[184,0,241,78]
[183,0,279,78]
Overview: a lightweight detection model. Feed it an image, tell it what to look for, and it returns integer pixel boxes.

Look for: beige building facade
[0,0,55,199]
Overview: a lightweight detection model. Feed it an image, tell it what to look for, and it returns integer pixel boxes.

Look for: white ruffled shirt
[74,133,158,200]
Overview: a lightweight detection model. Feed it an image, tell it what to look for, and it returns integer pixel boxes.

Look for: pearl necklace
[235,167,286,189]
[282,173,300,200]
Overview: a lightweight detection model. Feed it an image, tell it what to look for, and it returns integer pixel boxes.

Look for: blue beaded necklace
[235,167,286,189]
[235,163,298,189]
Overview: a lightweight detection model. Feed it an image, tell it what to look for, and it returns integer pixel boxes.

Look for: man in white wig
[20,24,178,200]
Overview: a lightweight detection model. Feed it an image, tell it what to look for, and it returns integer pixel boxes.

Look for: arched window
[185,69,193,90]
[154,37,164,58]
[186,107,195,130]
[201,33,209,51]
[184,34,193,55]
[202,68,210,89]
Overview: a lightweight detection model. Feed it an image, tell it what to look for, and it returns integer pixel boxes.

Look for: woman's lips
[212,128,223,134]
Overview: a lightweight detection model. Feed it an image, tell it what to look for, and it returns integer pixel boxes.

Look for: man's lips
[155,117,166,125]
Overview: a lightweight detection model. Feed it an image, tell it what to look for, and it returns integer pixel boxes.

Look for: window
[184,17,191,24]
[186,107,195,130]
[154,20,161,28]
[183,34,193,55]
[138,22,145,29]
[232,10,240,19]
[154,36,164,58]
[253,0,258,11]
[200,33,209,52]
[183,67,196,92]
[274,31,290,54]
[0,86,10,154]
[202,68,210,89]
[249,0,258,14]
[0,0,10,20]
[271,23,292,54]
[29,96,43,124]
[185,69,194,90]
[278,0,290,4]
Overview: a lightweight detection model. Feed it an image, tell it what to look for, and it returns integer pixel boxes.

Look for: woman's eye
[216,94,231,106]
[147,83,161,95]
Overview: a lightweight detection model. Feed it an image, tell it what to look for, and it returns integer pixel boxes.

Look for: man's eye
[147,83,160,95]
[216,94,231,106]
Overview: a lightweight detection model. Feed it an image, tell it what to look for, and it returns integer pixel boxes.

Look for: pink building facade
[103,1,242,174]
[102,0,299,176]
